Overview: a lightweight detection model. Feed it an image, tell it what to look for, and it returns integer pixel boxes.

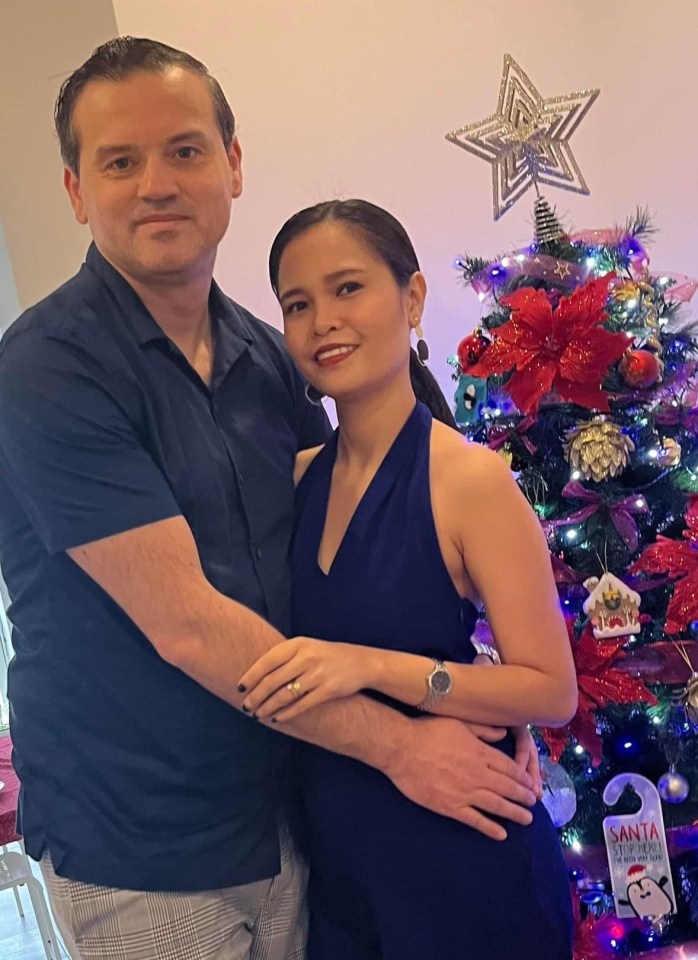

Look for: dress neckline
[316,402,422,577]
[297,400,480,625]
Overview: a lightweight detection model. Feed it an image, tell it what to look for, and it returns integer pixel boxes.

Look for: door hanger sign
[602,773,677,920]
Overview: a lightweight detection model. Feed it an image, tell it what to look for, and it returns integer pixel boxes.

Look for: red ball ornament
[619,349,663,389]
[457,329,489,373]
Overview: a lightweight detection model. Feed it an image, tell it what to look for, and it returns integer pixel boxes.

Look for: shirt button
[256,548,263,560]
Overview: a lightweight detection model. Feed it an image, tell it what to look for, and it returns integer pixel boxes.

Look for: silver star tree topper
[446,55,600,220]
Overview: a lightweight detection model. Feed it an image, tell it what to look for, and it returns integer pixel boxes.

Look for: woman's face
[276,221,425,402]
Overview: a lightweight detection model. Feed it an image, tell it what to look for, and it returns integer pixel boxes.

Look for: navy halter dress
[291,401,573,960]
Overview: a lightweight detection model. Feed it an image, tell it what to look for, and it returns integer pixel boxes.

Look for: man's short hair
[55,36,236,174]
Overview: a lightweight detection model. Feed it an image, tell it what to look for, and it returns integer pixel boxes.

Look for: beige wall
[111,0,698,400]
[3,1,697,402]
[0,0,118,315]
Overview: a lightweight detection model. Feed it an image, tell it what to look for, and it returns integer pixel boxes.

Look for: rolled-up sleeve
[0,330,181,553]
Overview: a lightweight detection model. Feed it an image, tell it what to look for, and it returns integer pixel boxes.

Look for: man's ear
[64,167,88,225]
[228,138,243,199]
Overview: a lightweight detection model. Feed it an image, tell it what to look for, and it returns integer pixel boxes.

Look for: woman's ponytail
[409,350,458,430]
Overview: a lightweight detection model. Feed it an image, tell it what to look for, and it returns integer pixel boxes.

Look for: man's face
[64,67,242,285]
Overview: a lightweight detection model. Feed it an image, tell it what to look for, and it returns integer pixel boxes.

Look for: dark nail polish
[237,683,246,693]
[242,704,250,713]
[270,718,278,724]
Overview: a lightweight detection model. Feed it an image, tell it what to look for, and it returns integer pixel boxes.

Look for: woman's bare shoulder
[294,445,325,486]
[430,419,512,490]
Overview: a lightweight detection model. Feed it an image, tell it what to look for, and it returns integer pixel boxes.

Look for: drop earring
[413,317,429,365]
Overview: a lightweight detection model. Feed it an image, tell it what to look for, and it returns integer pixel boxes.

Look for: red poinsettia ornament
[469,274,629,414]
[631,496,698,633]
[539,619,657,765]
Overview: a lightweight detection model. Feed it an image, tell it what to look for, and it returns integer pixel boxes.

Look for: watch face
[431,669,452,695]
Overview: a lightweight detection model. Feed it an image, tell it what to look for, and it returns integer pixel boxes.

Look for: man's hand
[458,721,543,801]
[386,716,537,841]
[513,725,543,800]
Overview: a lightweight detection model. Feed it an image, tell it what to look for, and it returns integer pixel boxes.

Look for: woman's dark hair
[269,199,457,429]
[55,36,236,174]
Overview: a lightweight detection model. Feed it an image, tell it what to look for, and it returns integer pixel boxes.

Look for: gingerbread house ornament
[583,572,641,640]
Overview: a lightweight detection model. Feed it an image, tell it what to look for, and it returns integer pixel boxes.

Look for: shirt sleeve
[0,330,182,554]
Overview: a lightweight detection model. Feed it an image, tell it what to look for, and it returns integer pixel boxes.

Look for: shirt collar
[209,282,254,391]
[85,243,166,345]
[84,243,254,379]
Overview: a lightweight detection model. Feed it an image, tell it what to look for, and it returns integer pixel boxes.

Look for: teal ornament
[455,373,488,425]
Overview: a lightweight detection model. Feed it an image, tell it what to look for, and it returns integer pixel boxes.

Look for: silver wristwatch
[471,641,502,665]
[417,659,453,711]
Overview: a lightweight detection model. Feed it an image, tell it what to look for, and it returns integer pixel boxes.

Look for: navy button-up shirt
[0,245,331,891]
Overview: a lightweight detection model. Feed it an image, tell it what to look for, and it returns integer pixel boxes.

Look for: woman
[239,200,577,960]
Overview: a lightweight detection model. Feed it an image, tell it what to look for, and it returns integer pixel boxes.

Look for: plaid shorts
[39,825,308,960]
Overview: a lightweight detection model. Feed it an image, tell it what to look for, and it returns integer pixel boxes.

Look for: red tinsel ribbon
[543,482,649,553]
[573,916,617,960]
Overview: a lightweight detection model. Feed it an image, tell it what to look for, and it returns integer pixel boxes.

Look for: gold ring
[287,680,303,698]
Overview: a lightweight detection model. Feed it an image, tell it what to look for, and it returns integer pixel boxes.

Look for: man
[0,37,539,960]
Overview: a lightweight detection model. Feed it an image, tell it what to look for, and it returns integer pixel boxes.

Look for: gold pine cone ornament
[564,417,635,482]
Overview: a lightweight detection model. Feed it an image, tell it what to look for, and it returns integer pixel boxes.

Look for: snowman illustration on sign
[617,864,675,919]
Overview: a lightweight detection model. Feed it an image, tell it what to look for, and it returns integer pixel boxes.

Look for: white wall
[113,0,698,402]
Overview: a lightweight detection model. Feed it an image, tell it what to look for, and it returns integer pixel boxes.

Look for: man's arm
[68,515,537,840]
[0,332,535,840]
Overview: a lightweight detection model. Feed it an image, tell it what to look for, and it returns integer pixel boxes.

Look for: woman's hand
[238,638,378,722]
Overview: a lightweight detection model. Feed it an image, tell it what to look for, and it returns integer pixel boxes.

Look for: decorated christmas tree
[447,56,698,959]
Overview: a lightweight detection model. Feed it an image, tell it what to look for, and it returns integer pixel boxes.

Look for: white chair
[0,845,62,959]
